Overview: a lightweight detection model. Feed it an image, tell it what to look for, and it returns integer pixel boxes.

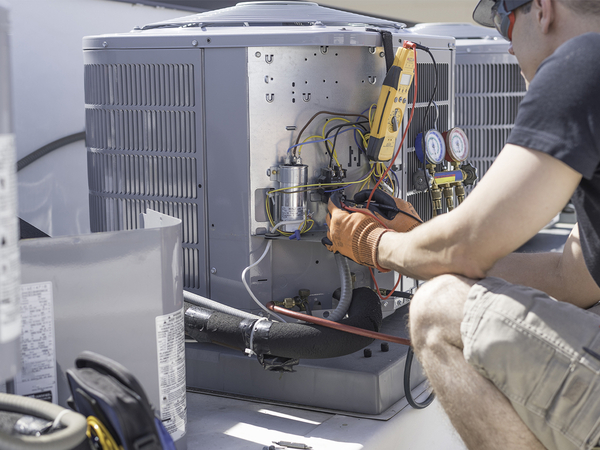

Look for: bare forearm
[377,217,492,281]
[488,252,563,297]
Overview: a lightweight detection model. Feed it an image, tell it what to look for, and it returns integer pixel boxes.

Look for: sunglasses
[493,0,532,41]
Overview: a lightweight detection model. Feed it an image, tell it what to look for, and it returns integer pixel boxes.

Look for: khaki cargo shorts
[461,277,600,450]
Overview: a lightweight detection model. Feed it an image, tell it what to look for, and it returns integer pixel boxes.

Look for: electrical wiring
[87,416,123,450]
[418,48,440,217]
[241,220,305,322]
[264,171,376,235]
[287,128,358,167]
[293,111,369,156]
[323,120,369,167]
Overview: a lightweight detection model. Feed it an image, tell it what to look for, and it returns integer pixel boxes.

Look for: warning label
[15,282,57,403]
[155,308,186,441]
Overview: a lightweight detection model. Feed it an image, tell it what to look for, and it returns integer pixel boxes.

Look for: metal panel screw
[255,51,261,58]
[102,41,108,48]
[210,268,217,274]
[192,40,198,46]
[379,52,385,58]
[364,348,372,358]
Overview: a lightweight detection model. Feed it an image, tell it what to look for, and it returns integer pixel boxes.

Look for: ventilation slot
[455,62,527,191]
[88,152,197,199]
[407,62,449,104]
[85,63,195,107]
[86,109,196,153]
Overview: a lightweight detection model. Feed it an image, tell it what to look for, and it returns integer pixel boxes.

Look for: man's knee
[409,274,475,351]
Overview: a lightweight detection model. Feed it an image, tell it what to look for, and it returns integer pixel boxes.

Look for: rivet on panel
[255,51,261,58]
[191,40,198,46]
[211,268,217,274]
[102,41,108,48]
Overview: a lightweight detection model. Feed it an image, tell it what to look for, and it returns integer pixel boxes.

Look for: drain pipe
[184,290,260,321]
[185,287,383,360]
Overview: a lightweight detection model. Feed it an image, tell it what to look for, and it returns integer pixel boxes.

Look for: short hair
[557,0,600,15]
[519,2,533,14]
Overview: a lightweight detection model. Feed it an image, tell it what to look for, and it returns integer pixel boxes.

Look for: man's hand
[322,196,389,271]
[354,189,422,232]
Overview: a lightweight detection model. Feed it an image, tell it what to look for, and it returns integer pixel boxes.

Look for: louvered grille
[86,62,201,290]
[84,63,195,107]
[86,109,196,153]
[88,152,197,199]
[455,62,526,192]
[407,62,449,104]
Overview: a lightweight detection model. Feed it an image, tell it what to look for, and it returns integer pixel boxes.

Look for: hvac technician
[324,0,600,449]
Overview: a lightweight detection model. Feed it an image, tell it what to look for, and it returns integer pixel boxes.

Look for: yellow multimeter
[366,43,415,162]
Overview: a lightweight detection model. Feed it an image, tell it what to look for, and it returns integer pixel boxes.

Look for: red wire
[267,302,411,346]
[365,42,419,300]
[366,41,418,211]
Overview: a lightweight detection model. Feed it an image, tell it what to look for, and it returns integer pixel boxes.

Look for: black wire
[324,121,369,168]
[417,47,439,219]
[17,131,86,172]
[404,346,435,409]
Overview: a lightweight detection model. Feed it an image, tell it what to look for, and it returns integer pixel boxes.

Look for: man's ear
[537,0,555,34]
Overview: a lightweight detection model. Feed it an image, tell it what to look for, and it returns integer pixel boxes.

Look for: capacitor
[274,164,308,233]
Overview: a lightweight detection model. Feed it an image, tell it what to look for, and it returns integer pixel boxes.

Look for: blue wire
[324,186,347,193]
[287,127,356,154]
[391,169,400,196]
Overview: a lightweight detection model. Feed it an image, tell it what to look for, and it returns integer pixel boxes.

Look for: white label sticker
[14,282,58,403]
[281,205,305,221]
[0,134,21,344]
[155,308,186,441]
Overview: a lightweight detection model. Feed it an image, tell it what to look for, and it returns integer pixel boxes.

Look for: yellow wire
[87,416,123,450]
[368,103,377,125]
[296,134,325,157]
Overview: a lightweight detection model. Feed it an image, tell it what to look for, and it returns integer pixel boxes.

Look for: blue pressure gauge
[415,130,446,165]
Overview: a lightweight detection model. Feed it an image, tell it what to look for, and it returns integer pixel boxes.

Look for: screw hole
[315,260,319,264]
[292,82,295,87]
[292,98,296,103]
[198,184,202,188]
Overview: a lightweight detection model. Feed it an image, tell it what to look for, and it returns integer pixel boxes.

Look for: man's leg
[409,274,545,450]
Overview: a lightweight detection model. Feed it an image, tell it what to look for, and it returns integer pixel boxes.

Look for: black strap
[380,30,395,72]
[366,29,395,73]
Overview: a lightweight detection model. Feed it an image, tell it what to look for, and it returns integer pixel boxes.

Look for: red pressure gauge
[443,127,469,162]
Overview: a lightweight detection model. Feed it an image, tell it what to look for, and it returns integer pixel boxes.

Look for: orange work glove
[322,194,390,272]
[353,189,422,232]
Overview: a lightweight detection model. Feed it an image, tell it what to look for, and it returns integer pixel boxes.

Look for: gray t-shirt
[507,33,600,287]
